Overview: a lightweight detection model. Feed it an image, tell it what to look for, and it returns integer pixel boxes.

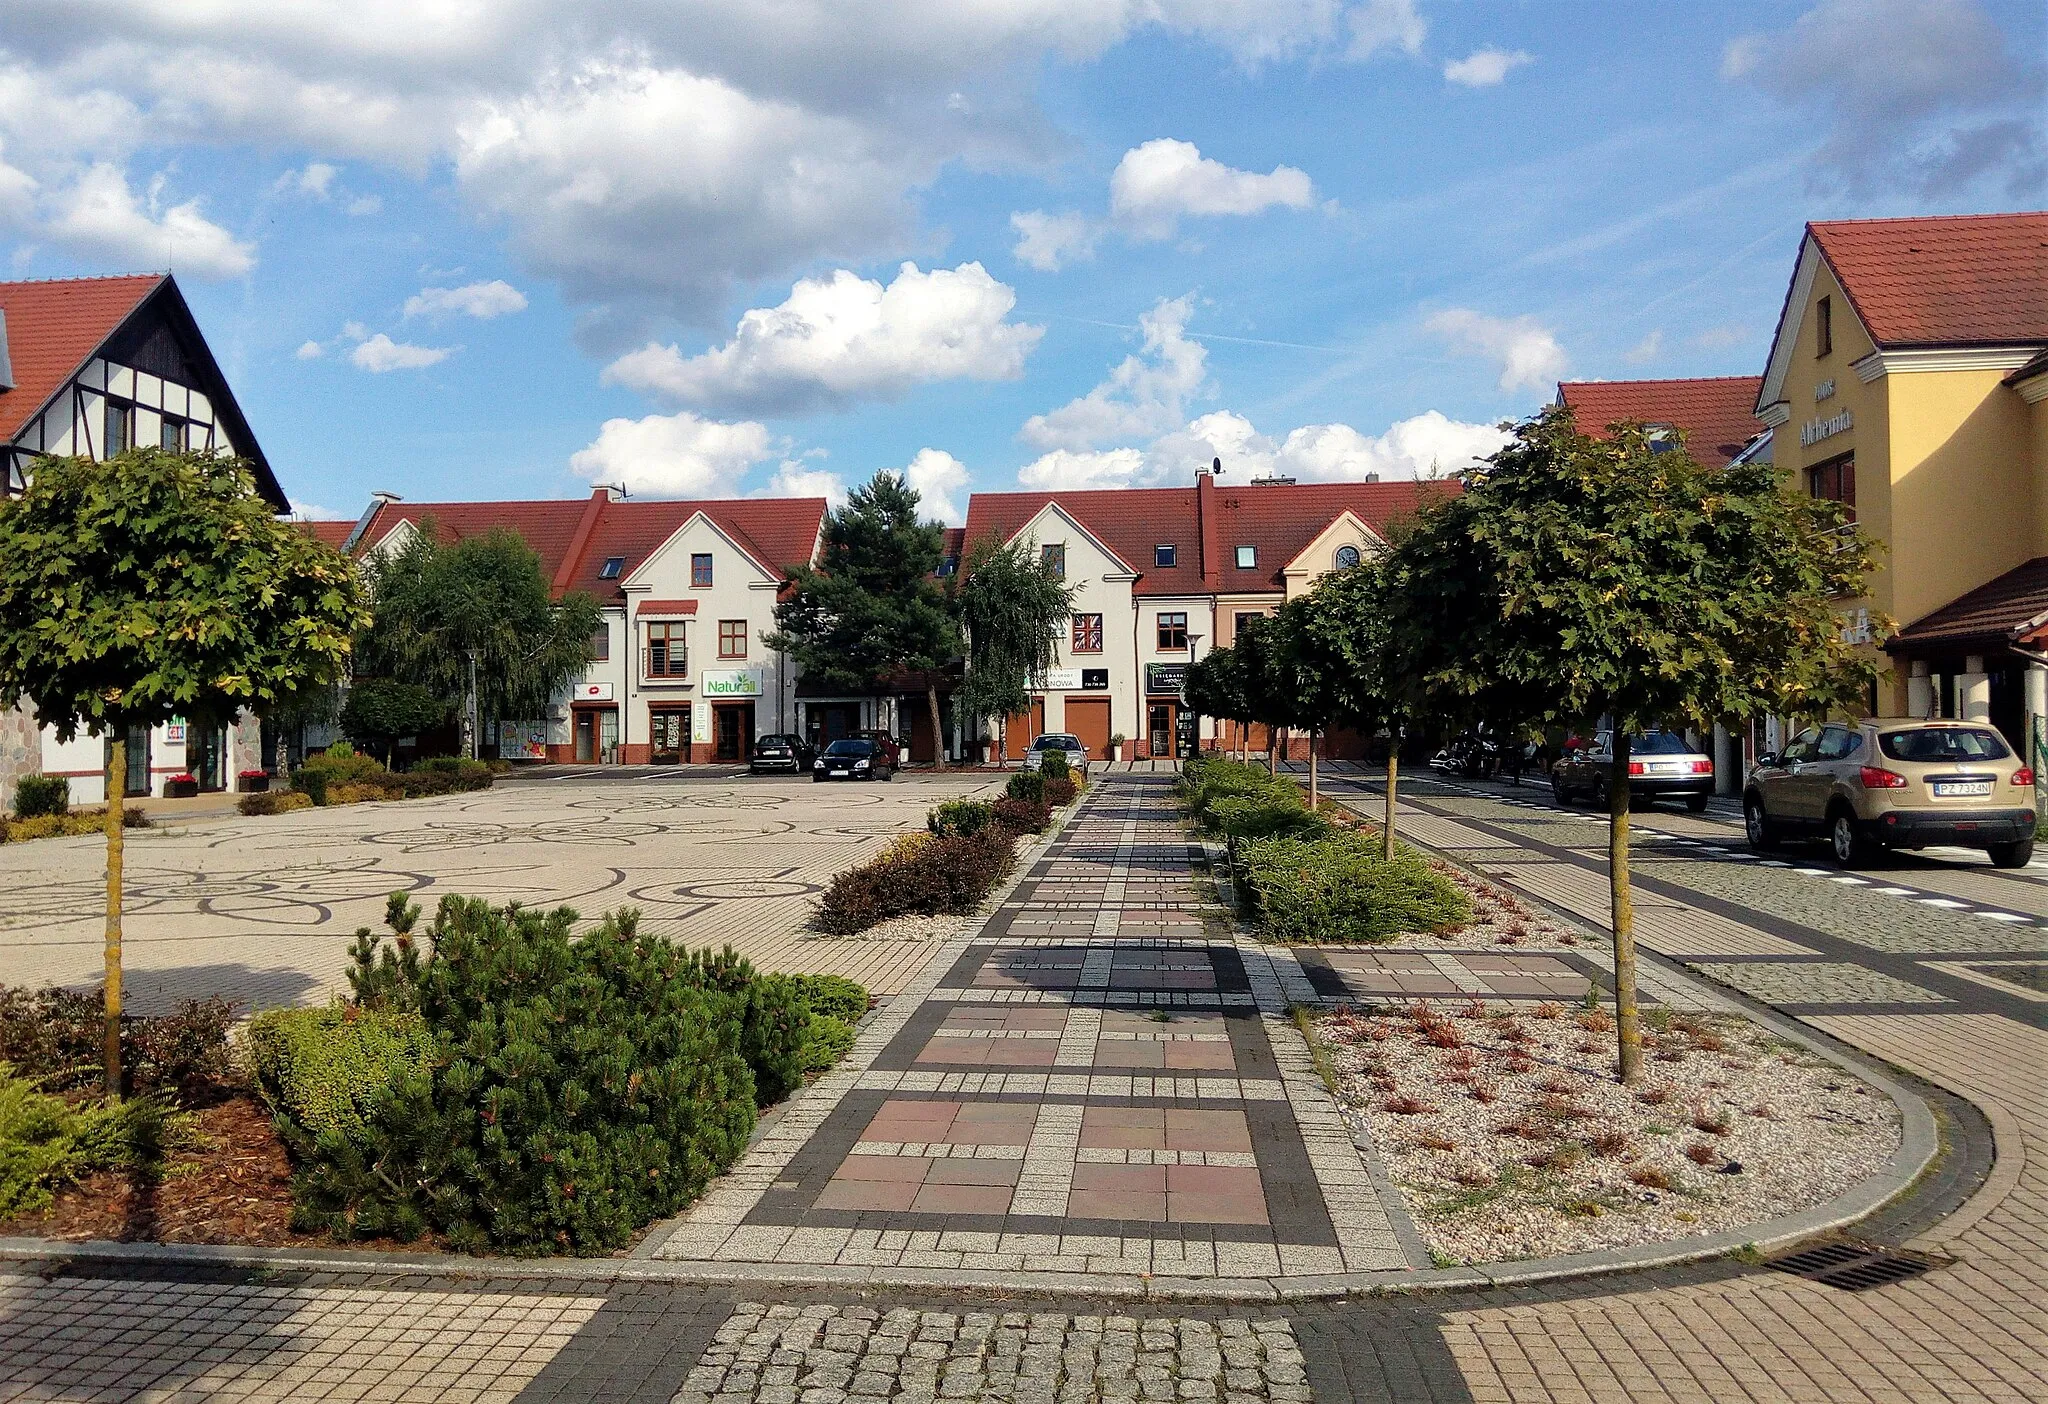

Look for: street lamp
[1182,632,1203,760]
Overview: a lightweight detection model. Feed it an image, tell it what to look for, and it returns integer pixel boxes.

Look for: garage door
[1003,699,1046,760]
[1065,698,1112,760]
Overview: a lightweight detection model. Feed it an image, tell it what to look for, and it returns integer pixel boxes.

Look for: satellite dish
[1212,456,1223,476]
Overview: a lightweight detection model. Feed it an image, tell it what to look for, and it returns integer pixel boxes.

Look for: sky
[1,0,2043,524]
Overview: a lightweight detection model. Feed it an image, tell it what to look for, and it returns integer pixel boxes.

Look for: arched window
[1333,544,1362,569]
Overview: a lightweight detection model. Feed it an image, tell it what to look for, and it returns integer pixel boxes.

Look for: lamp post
[1182,632,1203,761]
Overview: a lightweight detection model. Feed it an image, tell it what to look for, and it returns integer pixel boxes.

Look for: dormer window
[1154,544,1176,568]
[937,554,959,577]
[1645,423,1679,454]
[1235,545,1256,569]
[1333,544,1362,569]
[599,557,624,580]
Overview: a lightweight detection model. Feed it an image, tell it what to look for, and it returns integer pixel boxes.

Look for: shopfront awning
[1888,556,2048,660]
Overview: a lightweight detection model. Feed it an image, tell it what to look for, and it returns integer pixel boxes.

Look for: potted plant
[1108,733,1126,762]
[237,768,270,793]
[164,773,199,798]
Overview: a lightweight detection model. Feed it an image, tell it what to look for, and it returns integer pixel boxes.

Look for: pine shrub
[1005,770,1047,804]
[11,776,69,819]
[788,974,870,1023]
[1236,834,1471,943]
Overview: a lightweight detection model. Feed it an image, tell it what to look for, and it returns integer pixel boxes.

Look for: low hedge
[290,744,493,807]
[12,775,69,819]
[247,1004,431,1145]
[0,807,151,844]
[0,984,234,1098]
[1208,794,1331,843]
[239,789,316,817]
[1179,755,1297,824]
[991,796,1051,835]
[1044,777,1078,807]
[817,826,1017,935]
[1235,833,1471,944]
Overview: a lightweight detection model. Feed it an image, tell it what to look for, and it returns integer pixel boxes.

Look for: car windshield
[1034,735,1081,751]
[1879,727,2009,763]
[1631,732,1694,755]
[824,740,873,757]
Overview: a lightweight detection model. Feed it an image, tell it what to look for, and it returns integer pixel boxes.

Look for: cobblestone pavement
[0,772,1006,1008]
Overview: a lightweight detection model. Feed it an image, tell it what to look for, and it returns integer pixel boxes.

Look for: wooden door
[1065,698,1112,760]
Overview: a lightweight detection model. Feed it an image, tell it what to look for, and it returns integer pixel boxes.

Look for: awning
[634,598,699,616]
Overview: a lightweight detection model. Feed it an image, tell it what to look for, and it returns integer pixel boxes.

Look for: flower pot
[165,778,199,799]
[239,774,270,793]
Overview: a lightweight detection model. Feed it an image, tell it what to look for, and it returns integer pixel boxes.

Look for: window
[1042,543,1065,579]
[718,619,748,658]
[645,621,688,678]
[937,554,958,577]
[1072,613,1104,653]
[1880,727,2009,763]
[1816,295,1832,357]
[691,553,714,587]
[1815,726,1862,762]
[1154,544,1176,568]
[159,416,184,452]
[1234,544,1256,569]
[103,399,132,457]
[1807,453,1855,512]
[1234,611,1265,637]
[599,556,624,580]
[1782,727,1821,765]
[588,627,610,662]
[1333,544,1362,569]
[1157,612,1188,651]
[1644,423,1679,454]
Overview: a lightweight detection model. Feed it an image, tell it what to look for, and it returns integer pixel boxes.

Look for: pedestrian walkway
[651,776,1411,1282]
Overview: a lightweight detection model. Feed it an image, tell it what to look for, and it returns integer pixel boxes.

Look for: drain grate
[1767,1241,1943,1291]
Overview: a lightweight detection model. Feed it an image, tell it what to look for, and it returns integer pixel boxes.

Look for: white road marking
[1917,899,1968,909]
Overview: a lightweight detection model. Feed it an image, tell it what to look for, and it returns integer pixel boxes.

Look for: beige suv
[1745,719,2037,868]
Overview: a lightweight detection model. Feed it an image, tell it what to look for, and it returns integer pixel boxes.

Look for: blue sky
[2,0,2042,522]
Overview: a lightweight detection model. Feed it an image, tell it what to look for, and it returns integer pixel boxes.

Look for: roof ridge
[1810,210,2048,230]
[0,272,167,289]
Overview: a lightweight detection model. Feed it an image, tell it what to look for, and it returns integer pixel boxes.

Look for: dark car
[1552,729,1714,811]
[855,730,904,768]
[812,737,895,782]
[750,733,816,774]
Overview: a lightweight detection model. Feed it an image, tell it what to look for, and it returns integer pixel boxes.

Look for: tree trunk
[1607,729,1642,1085]
[103,737,126,1096]
[1384,734,1400,862]
[1266,728,1278,775]
[925,684,947,772]
[1309,728,1319,809]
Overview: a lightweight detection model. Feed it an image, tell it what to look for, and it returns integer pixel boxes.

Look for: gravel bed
[1316,1002,1901,1265]
[1320,823,1586,951]
[808,911,968,944]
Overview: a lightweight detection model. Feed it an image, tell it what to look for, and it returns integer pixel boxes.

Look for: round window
[1334,544,1362,568]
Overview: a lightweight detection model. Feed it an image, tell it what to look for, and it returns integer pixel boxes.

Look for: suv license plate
[1934,780,1993,798]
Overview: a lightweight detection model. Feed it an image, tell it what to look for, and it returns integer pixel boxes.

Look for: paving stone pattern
[673,1304,1308,1404]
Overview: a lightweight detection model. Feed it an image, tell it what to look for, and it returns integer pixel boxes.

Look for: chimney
[0,309,13,391]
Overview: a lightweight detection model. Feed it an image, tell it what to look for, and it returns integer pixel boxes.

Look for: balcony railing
[642,645,689,681]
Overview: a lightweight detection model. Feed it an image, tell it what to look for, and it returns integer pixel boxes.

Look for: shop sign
[575,682,614,702]
[498,721,548,761]
[692,704,713,743]
[1080,668,1109,691]
[1814,378,1836,402]
[164,722,187,743]
[1033,667,1082,692]
[700,667,764,698]
[1146,663,1189,695]
[1800,408,1853,447]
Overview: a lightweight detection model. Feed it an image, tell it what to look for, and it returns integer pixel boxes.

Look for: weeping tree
[356,524,601,759]
[1383,407,1880,1083]
[0,449,367,1093]
[955,534,1075,763]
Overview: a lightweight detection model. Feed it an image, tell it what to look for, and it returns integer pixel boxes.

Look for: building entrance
[713,702,754,762]
[650,707,690,763]
[1147,701,1177,758]
[574,707,619,764]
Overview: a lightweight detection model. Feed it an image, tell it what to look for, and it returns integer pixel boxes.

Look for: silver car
[1021,732,1090,776]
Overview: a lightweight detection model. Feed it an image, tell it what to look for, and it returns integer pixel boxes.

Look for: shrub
[239,789,315,817]
[1044,777,1078,807]
[1039,749,1071,782]
[817,827,1016,935]
[991,796,1051,835]
[1005,770,1047,804]
[1235,834,1472,943]
[927,798,997,838]
[0,1065,190,1218]
[1207,795,1330,843]
[12,775,69,819]
[326,780,405,805]
[287,895,764,1253]
[410,757,493,792]
[801,1015,856,1075]
[1179,756,1296,824]
[246,1004,432,1145]
[739,974,811,1106]
[0,985,234,1098]
[789,974,870,1023]
[294,743,402,806]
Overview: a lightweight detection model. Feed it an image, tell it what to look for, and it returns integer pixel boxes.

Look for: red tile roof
[294,519,356,547]
[1809,212,2048,348]
[962,477,1448,596]
[0,274,163,440]
[635,599,699,616]
[355,491,827,600]
[1890,556,2048,654]
[1556,376,1766,469]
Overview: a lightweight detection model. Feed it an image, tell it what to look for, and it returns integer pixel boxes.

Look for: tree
[768,473,957,768]
[1262,595,1353,807]
[1183,644,1253,760]
[339,677,449,766]
[356,525,600,759]
[0,448,367,1092]
[1231,615,1288,773]
[955,533,1075,763]
[1383,408,1881,1083]
[1287,560,1411,857]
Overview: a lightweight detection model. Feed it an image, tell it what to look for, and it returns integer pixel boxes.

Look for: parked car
[1551,729,1714,811]
[1744,718,2036,868]
[750,733,816,775]
[1021,732,1090,776]
[812,737,895,782]
[855,730,903,768]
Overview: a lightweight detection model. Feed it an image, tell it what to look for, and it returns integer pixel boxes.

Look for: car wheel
[1988,838,2034,869]
[1744,795,1775,849]
[883,766,895,781]
[812,775,825,783]
[1685,792,1710,813]
[1829,808,1873,869]
[1551,775,1570,805]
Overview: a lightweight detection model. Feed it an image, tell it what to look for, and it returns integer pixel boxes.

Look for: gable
[1011,501,1140,579]
[620,510,780,592]
[1285,510,1382,579]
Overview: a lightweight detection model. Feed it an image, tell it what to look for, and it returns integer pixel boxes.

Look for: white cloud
[295,339,325,359]
[403,279,528,320]
[902,448,971,526]
[1020,294,1209,450]
[762,461,848,506]
[1009,210,1099,272]
[40,163,254,279]
[346,194,382,216]
[1723,0,2046,197]
[1346,0,1427,60]
[289,499,347,520]
[1443,48,1533,87]
[1017,408,1506,490]
[349,333,453,372]
[569,410,776,498]
[603,261,1041,416]
[274,162,338,199]
[1624,330,1662,365]
[1425,308,1568,394]
[1109,139,1316,241]
[1693,324,1747,350]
